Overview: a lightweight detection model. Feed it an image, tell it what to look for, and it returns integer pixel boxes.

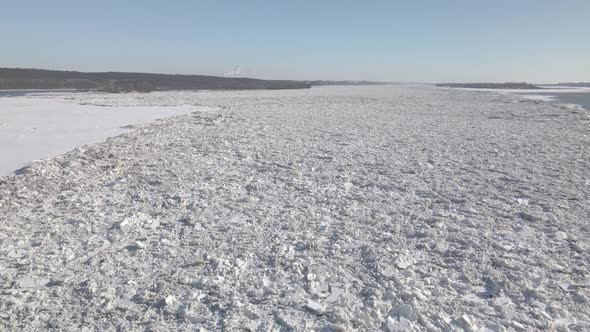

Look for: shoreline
[438,85,590,111]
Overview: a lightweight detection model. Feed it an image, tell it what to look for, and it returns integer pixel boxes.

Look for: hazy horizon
[2,0,589,82]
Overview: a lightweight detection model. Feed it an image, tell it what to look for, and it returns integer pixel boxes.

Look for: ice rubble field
[0,86,589,331]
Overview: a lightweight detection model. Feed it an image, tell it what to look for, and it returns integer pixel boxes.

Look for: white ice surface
[0,94,207,175]
[0,86,589,331]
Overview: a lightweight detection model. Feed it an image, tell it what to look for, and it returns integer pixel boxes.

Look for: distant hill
[436,82,541,89]
[0,68,311,92]
[556,83,590,87]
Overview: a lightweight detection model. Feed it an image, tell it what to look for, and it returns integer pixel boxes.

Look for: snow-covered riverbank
[0,93,210,175]
[1,86,589,331]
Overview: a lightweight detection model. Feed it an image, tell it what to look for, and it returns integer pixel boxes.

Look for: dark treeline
[436,82,542,89]
[0,68,311,92]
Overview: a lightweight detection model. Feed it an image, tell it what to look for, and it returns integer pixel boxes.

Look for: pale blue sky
[1,0,589,82]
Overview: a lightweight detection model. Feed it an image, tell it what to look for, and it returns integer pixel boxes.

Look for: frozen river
[1,86,588,331]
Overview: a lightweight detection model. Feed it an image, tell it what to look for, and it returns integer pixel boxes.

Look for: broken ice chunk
[225,213,249,225]
[451,315,477,331]
[557,282,586,292]
[118,212,159,231]
[516,226,534,238]
[516,212,538,222]
[491,295,512,307]
[325,287,344,304]
[321,324,347,332]
[304,300,325,315]
[244,307,260,320]
[17,277,49,289]
[390,304,417,321]
[395,255,416,270]
[336,293,359,307]
[17,277,37,288]
[178,304,206,324]
[164,295,177,307]
[380,265,396,278]
[386,316,415,332]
